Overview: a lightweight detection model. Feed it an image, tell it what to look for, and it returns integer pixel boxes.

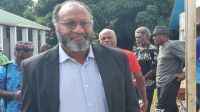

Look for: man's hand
[140,100,148,112]
[132,78,137,86]
[176,74,185,82]
[13,90,21,100]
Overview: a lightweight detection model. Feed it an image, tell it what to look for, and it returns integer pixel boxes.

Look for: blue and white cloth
[0,59,21,112]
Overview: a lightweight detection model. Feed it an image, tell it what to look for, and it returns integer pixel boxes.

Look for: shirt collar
[160,40,170,49]
[137,42,151,52]
[12,58,18,66]
[59,43,94,63]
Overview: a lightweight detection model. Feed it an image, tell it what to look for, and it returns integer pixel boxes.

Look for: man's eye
[81,22,91,27]
[81,22,88,26]
[101,38,106,40]
[65,22,75,26]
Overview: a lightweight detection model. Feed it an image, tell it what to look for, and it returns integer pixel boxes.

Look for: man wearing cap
[152,26,185,112]
[0,47,9,65]
[0,41,34,112]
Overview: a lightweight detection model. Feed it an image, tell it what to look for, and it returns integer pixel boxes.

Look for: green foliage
[1,0,175,48]
[34,0,57,16]
[0,0,33,16]
[23,9,37,21]
[135,5,159,30]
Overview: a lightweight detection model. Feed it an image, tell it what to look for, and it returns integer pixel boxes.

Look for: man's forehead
[16,42,33,48]
[135,32,143,37]
[63,2,84,9]
[58,2,90,18]
[100,31,115,38]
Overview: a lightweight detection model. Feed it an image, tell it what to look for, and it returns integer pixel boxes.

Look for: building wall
[197,6,200,24]
[196,0,200,24]
[3,27,10,59]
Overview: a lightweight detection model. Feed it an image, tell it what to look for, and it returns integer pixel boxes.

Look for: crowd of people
[0,0,198,112]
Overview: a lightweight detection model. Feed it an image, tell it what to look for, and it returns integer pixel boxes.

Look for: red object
[177,88,185,100]
[117,48,141,74]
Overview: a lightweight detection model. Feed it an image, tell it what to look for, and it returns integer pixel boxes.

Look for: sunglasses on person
[15,44,33,52]
[58,20,93,30]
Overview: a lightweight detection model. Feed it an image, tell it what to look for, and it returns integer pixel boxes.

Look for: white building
[197,0,200,24]
[0,9,50,59]
[179,0,200,41]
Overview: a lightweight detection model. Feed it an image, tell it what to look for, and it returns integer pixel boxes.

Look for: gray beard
[65,38,91,52]
[57,32,91,52]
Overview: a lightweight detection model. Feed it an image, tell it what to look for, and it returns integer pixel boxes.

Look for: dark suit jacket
[21,43,140,112]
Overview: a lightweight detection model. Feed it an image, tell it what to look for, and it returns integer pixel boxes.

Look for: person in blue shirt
[196,24,200,112]
[0,41,33,112]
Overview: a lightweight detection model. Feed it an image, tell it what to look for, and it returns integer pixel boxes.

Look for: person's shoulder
[117,48,133,54]
[0,61,12,70]
[0,58,9,65]
[149,44,157,50]
[170,40,185,48]
[171,40,185,43]
[92,43,126,58]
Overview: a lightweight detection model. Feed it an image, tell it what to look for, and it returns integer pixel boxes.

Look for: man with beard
[21,1,140,112]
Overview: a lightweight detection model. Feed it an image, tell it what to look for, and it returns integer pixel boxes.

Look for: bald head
[52,1,93,26]
[99,28,117,48]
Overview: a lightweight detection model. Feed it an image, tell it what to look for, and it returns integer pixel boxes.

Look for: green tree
[32,0,175,48]
[0,0,33,16]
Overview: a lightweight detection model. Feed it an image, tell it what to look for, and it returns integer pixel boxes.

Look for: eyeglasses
[16,48,33,52]
[15,44,33,52]
[58,20,93,29]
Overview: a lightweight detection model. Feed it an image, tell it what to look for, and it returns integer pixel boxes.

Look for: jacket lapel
[43,43,116,112]
[44,45,60,112]
[92,43,114,112]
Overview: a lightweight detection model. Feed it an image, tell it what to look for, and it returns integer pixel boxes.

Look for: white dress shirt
[59,44,109,112]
